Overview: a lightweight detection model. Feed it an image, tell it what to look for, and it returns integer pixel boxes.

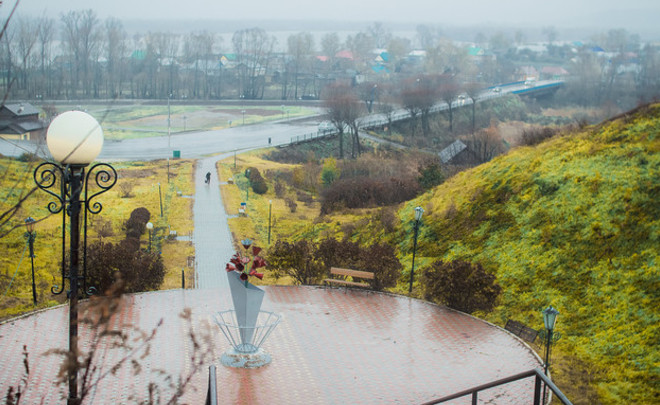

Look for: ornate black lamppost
[33,111,117,405]
[541,305,560,403]
[24,217,37,305]
[409,206,424,294]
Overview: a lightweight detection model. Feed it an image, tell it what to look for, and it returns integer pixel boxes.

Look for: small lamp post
[268,200,272,245]
[409,206,424,294]
[146,222,154,253]
[241,109,246,125]
[542,305,560,402]
[158,182,163,217]
[245,169,251,201]
[24,217,37,305]
[33,110,117,405]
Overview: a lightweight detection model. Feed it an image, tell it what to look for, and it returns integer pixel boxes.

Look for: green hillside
[384,105,659,403]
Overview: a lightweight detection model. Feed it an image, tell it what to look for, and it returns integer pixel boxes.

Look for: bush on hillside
[86,239,165,294]
[247,167,268,195]
[124,207,151,239]
[320,176,420,214]
[266,240,325,285]
[315,238,402,291]
[420,260,501,314]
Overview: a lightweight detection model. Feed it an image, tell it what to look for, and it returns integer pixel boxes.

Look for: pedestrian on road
[205,171,211,184]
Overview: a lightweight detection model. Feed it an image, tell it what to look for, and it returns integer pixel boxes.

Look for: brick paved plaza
[0,286,542,404]
[0,156,543,404]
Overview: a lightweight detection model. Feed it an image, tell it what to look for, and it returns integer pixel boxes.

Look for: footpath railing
[421,368,572,405]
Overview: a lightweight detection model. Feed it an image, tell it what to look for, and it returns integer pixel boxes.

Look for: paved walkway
[0,155,545,404]
[193,154,234,289]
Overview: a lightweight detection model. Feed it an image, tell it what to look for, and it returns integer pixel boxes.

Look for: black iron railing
[421,367,572,405]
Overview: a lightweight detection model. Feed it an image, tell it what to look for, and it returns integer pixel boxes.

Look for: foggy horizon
[7,0,660,40]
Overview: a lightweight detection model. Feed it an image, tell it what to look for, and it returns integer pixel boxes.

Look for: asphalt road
[0,118,321,162]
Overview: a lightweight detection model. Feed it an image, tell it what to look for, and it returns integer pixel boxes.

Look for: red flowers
[226,239,266,284]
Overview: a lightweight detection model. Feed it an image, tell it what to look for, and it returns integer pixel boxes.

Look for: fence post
[181,268,185,289]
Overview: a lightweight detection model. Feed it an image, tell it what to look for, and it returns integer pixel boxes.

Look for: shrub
[86,239,165,294]
[266,240,325,285]
[357,243,402,291]
[519,126,558,146]
[124,207,151,240]
[118,182,134,198]
[247,167,268,195]
[314,238,401,291]
[420,260,501,314]
[418,161,445,190]
[273,180,286,198]
[320,157,340,187]
[320,176,420,214]
[285,198,297,213]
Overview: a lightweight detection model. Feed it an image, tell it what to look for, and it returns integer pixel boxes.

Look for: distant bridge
[289,79,565,145]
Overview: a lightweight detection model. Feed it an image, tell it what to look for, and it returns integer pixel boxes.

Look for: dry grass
[0,158,195,319]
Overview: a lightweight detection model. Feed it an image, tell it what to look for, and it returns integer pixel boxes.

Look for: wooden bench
[324,267,374,289]
[504,319,539,343]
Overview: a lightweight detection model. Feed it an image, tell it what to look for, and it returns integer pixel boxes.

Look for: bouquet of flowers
[226,239,266,286]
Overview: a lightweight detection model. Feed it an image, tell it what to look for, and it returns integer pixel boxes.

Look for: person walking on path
[205,171,211,184]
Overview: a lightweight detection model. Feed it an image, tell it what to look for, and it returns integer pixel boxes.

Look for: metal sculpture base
[221,347,272,368]
[214,309,281,369]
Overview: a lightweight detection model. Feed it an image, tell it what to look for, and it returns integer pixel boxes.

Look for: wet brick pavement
[0,287,542,404]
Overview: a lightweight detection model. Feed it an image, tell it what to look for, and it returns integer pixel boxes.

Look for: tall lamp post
[33,110,117,405]
[542,305,560,403]
[24,217,37,305]
[146,222,153,253]
[409,206,424,294]
[268,200,272,245]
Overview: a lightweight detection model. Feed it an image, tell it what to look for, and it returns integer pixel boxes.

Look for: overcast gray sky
[7,0,660,35]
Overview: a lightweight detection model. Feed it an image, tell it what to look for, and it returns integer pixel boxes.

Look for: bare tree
[232,27,275,99]
[437,74,461,133]
[463,81,484,134]
[60,10,102,97]
[15,17,38,96]
[400,75,438,137]
[367,22,391,49]
[36,14,55,97]
[324,83,363,159]
[464,123,505,164]
[287,32,314,100]
[103,18,127,98]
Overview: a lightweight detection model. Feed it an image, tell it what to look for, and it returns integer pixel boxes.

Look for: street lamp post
[33,110,117,405]
[245,169,251,201]
[146,222,153,253]
[542,305,560,403]
[158,182,163,217]
[167,93,172,149]
[24,217,37,305]
[409,206,424,294]
[268,200,272,245]
[241,109,246,125]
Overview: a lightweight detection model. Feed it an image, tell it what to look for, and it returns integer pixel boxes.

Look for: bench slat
[330,267,375,279]
[323,278,370,288]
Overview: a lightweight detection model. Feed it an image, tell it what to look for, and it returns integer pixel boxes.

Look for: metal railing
[204,365,217,405]
[421,368,572,405]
